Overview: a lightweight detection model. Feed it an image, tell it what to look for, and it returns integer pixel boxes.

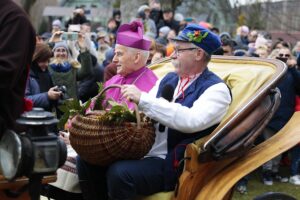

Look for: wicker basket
[69,84,155,166]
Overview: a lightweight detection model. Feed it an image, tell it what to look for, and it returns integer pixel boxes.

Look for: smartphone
[61,32,78,41]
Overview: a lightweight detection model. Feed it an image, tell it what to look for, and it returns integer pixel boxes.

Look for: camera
[61,32,78,41]
[54,85,68,106]
[55,85,67,94]
[54,85,67,99]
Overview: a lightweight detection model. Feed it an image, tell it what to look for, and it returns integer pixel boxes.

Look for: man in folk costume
[119,24,232,199]
[76,20,158,199]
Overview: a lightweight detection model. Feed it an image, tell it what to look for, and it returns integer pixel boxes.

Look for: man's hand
[287,58,297,68]
[77,33,87,51]
[59,131,70,145]
[48,86,62,100]
[121,85,142,104]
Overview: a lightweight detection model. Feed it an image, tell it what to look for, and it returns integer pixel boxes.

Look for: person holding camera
[40,30,94,200]
[48,31,93,100]
[25,43,62,112]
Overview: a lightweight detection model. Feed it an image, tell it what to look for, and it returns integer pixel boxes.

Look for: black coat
[268,67,300,131]
[156,19,180,35]
[0,0,35,137]
[25,63,54,111]
[78,54,104,102]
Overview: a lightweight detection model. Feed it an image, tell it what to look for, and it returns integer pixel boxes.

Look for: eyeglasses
[278,53,290,58]
[174,47,199,56]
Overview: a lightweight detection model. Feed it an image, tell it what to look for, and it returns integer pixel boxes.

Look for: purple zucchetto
[116,20,151,51]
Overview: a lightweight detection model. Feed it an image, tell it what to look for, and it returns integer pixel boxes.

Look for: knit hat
[219,32,232,40]
[138,5,150,13]
[97,31,109,43]
[41,32,52,40]
[255,36,268,49]
[116,20,151,51]
[241,25,249,34]
[159,26,171,37]
[52,19,62,28]
[52,41,69,57]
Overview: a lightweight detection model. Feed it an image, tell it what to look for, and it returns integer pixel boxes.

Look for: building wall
[28,0,113,33]
[264,0,300,31]
[241,0,300,44]
[242,0,300,32]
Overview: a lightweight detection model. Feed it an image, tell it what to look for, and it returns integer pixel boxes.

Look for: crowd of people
[1,0,300,199]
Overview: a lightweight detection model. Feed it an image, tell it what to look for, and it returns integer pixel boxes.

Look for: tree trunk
[23,0,37,14]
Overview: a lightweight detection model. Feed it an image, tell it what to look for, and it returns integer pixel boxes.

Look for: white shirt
[139,75,231,159]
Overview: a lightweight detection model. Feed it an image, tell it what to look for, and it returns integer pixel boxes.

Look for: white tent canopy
[43,6,111,18]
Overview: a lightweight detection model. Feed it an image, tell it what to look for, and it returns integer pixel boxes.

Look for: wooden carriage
[1,56,300,200]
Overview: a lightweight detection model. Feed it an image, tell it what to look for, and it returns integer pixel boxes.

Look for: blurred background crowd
[11,0,300,198]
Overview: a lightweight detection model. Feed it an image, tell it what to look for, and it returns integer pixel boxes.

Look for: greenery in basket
[57,98,92,129]
[57,83,137,129]
[99,100,137,124]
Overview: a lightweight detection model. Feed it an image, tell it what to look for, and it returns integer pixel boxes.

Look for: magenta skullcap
[116,20,151,51]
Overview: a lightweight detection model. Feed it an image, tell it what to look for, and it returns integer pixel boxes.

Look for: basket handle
[91,84,141,129]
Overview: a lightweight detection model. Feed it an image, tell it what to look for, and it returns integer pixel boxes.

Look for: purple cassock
[104,66,157,110]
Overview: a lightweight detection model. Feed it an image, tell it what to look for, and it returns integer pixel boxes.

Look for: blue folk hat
[171,24,221,55]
